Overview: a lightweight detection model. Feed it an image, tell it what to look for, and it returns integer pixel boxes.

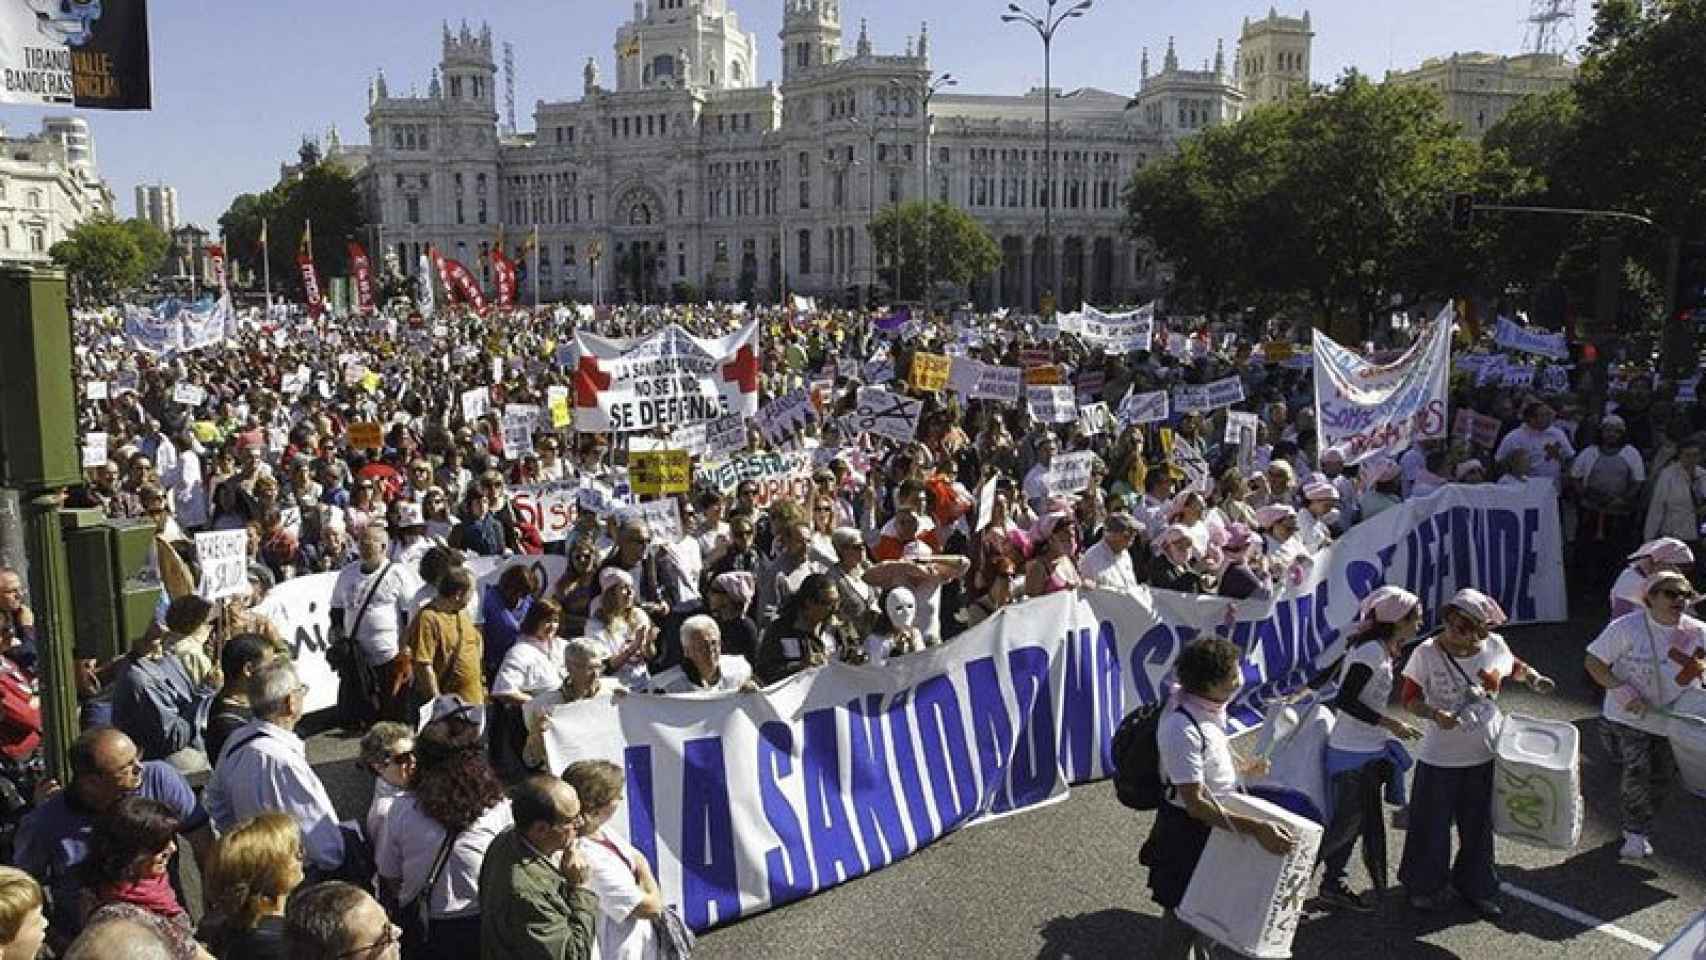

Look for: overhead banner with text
[573,321,760,433]
[1313,305,1453,465]
[544,480,1564,934]
[0,0,151,108]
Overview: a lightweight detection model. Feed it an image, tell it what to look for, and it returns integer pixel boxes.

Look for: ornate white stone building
[0,116,112,266]
[361,3,1310,308]
[1385,51,1574,141]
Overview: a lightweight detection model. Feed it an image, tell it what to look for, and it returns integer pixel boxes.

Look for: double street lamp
[1002,0,1092,314]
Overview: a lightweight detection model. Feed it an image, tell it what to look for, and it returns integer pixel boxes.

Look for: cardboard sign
[345,421,382,451]
[754,388,817,446]
[635,498,683,544]
[1044,450,1098,496]
[548,386,572,428]
[631,450,692,495]
[1118,389,1170,426]
[172,383,206,407]
[511,482,580,542]
[1079,402,1115,436]
[910,352,952,392]
[970,365,1023,403]
[704,413,750,460]
[1026,386,1077,424]
[461,387,491,424]
[1024,365,1064,387]
[86,380,109,401]
[195,529,250,601]
[852,387,924,443]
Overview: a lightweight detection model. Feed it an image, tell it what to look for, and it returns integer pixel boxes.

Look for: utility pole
[849,116,881,309]
[1004,0,1093,314]
[895,73,956,311]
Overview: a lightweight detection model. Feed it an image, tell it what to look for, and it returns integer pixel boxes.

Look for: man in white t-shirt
[1585,570,1706,859]
[1079,512,1140,593]
[331,527,423,718]
[1494,401,1574,492]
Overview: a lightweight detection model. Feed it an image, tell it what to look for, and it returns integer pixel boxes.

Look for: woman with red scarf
[81,796,212,959]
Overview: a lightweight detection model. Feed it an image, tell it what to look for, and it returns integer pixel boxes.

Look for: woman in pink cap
[1358,457,1403,522]
[1298,481,1340,553]
[1608,538,1695,618]
[1397,588,1555,918]
[1315,586,1424,911]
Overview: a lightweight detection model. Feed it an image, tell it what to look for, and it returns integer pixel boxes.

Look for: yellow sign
[1261,341,1294,364]
[1158,427,1175,461]
[1023,364,1064,386]
[630,450,691,495]
[348,421,384,450]
[910,352,952,392]
[360,371,382,393]
[549,396,572,429]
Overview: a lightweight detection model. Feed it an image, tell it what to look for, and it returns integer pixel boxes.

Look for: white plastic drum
[1179,793,1325,959]
[1667,688,1706,799]
[1491,714,1582,850]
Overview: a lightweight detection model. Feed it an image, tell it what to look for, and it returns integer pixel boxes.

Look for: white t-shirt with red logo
[1401,634,1525,768]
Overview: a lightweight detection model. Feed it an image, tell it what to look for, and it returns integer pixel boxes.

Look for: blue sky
[3,0,1554,226]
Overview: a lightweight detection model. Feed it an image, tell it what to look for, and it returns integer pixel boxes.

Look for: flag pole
[532,224,541,308]
[261,218,272,312]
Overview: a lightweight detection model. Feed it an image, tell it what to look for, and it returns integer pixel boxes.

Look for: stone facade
[361,3,1310,309]
[135,182,178,233]
[0,116,112,266]
[1385,51,1575,141]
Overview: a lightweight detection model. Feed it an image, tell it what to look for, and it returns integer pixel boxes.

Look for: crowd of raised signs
[0,294,1701,959]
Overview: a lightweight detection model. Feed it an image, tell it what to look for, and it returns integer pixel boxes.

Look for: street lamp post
[899,73,956,312]
[1003,0,1092,314]
[849,116,881,309]
[832,157,863,297]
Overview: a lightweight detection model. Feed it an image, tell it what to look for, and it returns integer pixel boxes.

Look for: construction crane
[1524,0,1576,56]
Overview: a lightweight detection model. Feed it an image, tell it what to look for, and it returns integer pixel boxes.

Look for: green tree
[868,201,1001,302]
[1124,73,1518,333]
[120,217,171,277]
[217,161,367,297]
[49,216,147,301]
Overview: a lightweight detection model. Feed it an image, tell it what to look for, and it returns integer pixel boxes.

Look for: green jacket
[479,828,600,960]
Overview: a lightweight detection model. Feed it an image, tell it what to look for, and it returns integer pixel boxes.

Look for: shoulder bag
[398,827,459,955]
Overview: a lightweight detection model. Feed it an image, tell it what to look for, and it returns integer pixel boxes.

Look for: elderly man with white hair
[205,659,352,880]
[648,616,756,694]
[1079,512,1141,593]
[522,638,623,771]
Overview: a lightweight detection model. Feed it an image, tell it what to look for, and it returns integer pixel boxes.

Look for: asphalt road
[272,606,1706,960]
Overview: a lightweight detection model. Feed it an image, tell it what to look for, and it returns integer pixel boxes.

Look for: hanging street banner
[573,321,761,433]
[1493,316,1568,361]
[0,0,151,109]
[539,480,1565,935]
[1313,305,1453,466]
[348,242,376,314]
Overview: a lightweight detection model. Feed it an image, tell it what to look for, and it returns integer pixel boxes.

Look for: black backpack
[1111,699,1201,810]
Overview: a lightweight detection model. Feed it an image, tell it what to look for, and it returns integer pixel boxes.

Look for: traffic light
[1450,193,1475,233]
[1676,239,1706,327]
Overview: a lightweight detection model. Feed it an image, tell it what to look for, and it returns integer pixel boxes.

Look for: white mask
[884,588,917,629]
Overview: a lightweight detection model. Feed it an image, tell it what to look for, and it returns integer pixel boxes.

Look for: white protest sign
[1500,363,1535,389]
[862,358,896,385]
[1078,402,1114,436]
[460,387,491,424]
[502,408,536,459]
[850,388,923,443]
[1539,365,1571,395]
[1493,316,1569,361]
[1045,451,1098,495]
[86,380,109,401]
[573,322,761,433]
[1203,375,1245,409]
[948,358,984,396]
[1027,386,1078,424]
[1312,306,1452,465]
[1171,384,1213,415]
[704,413,751,460]
[1119,389,1170,426]
[172,383,206,407]
[82,432,109,469]
[491,356,506,384]
[837,358,860,380]
[636,499,683,544]
[1225,410,1260,444]
[754,389,818,446]
[511,483,579,542]
[195,530,250,601]
[970,364,1023,403]
[1079,304,1156,354]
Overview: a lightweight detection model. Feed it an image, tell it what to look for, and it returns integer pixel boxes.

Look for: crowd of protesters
[0,293,1701,959]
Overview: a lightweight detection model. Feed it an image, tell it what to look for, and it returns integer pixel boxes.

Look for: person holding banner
[1315,586,1424,911]
[1397,589,1555,917]
[1143,637,1297,959]
[1584,570,1703,860]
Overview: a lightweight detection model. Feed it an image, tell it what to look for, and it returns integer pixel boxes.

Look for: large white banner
[1078,303,1156,354]
[543,481,1565,933]
[123,296,237,355]
[573,321,760,432]
[1313,306,1453,465]
[258,555,568,714]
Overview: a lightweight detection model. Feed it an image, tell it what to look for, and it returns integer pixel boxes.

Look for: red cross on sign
[1670,646,1706,686]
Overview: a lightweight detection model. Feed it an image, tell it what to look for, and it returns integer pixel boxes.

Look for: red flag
[207,243,227,292]
[491,246,517,309]
[297,221,324,317]
[442,257,487,313]
[347,241,376,314]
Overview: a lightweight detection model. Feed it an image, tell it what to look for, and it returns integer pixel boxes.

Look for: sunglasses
[1654,588,1692,601]
[384,751,415,767]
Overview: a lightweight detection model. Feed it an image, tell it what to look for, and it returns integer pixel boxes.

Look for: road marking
[1501,882,1664,953]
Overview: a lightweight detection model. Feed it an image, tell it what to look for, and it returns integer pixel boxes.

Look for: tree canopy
[49,216,170,302]
[868,200,1002,302]
[218,160,367,296]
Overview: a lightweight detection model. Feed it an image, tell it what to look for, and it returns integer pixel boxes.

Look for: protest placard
[970,365,1023,402]
[501,410,535,458]
[82,432,108,469]
[1024,365,1064,387]
[635,498,683,544]
[852,388,923,443]
[1225,410,1260,444]
[1079,402,1114,436]
[572,322,760,433]
[347,421,383,450]
[1118,389,1170,426]
[1019,347,1053,368]
[948,357,984,395]
[547,385,572,428]
[1261,341,1294,364]
[510,483,579,542]
[195,530,250,601]
[704,413,750,460]
[1079,304,1155,354]
[754,388,817,446]
[460,387,490,423]
[1045,451,1098,495]
[172,383,206,406]
[631,450,692,495]
[862,358,896,385]
[910,352,952,392]
[86,380,109,401]
[1027,386,1077,424]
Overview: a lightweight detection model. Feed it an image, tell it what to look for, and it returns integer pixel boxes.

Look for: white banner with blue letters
[542,481,1565,933]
